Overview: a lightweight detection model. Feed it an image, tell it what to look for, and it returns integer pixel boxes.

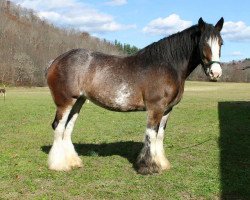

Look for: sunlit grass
[0,82,249,199]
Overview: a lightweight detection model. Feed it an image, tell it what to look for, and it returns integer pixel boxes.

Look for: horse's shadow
[218,101,250,199]
[41,141,143,167]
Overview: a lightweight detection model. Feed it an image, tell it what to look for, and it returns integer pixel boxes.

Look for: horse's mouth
[209,77,219,82]
[209,72,222,81]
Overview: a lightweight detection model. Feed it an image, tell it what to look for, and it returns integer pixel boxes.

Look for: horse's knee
[52,108,66,130]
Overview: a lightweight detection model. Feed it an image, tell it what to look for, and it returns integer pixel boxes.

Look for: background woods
[0,0,123,86]
[188,59,250,83]
[1,0,250,86]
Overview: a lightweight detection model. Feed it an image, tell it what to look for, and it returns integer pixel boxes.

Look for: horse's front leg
[137,108,172,175]
[155,109,172,171]
[135,109,162,174]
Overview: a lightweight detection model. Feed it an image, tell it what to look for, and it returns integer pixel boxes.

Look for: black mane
[136,25,200,65]
[135,23,218,66]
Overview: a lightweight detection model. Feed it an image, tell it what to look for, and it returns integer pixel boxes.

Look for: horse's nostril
[212,72,220,78]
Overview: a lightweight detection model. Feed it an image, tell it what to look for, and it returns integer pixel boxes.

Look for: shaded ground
[42,141,143,170]
[218,101,250,199]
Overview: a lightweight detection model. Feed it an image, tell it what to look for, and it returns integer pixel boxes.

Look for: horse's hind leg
[48,97,85,171]
[49,105,72,171]
[63,97,85,169]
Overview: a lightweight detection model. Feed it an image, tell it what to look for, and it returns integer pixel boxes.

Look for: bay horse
[47,17,224,174]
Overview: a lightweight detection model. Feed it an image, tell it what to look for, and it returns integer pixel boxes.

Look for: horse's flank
[47,47,182,112]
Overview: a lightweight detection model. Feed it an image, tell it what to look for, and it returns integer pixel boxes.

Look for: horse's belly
[85,83,145,111]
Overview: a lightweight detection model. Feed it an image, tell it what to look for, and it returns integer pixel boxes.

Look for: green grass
[0,82,249,199]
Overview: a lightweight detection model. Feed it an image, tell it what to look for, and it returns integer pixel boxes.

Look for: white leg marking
[146,128,157,157]
[48,108,71,171]
[145,128,170,169]
[63,114,82,168]
[155,113,171,170]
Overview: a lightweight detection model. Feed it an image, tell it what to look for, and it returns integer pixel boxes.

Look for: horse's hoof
[137,166,161,175]
[48,163,71,171]
[68,155,83,169]
[160,158,171,171]
[136,159,161,175]
[48,145,72,171]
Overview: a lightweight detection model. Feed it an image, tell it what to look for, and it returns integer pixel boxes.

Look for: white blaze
[207,37,220,61]
[207,37,222,78]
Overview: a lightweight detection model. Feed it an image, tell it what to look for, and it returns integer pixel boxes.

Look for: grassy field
[0,81,249,200]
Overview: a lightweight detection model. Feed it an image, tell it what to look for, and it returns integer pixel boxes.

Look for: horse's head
[198,17,224,81]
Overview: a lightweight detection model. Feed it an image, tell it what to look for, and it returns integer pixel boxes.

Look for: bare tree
[0,0,123,86]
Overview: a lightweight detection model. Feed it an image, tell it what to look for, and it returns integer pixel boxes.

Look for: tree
[114,40,140,55]
[0,0,123,86]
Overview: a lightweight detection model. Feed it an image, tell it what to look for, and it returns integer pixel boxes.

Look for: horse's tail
[45,60,54,77]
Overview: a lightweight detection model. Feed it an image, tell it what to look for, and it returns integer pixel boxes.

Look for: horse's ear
[198,17,205,32]
[215,17,224,32]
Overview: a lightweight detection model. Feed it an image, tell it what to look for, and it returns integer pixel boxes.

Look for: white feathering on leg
[63,114,82,168]
[155,114,171,170]
[48,108,71,171]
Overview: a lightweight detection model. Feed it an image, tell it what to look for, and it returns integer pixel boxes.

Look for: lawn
[0,81,249,199]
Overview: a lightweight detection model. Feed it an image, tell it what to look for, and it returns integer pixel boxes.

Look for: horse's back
[47,48,179,111]
[46,49,143,110]
[80,52,145,111]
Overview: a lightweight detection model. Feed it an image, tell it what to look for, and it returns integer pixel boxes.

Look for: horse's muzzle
[209,63,222,81]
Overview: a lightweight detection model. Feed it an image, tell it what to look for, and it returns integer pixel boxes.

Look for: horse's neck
[166,42,201,81]
[184,48,201,78]
[136,27,201,80]
[172,37,201,80]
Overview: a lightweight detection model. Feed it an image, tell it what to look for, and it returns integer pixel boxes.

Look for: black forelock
[199,23,223,54]
[201,23,222,41]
